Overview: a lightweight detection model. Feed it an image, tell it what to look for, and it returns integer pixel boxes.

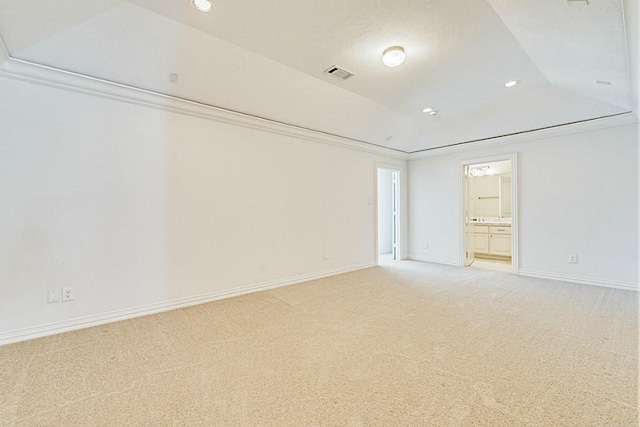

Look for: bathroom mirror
[499,176,512,218]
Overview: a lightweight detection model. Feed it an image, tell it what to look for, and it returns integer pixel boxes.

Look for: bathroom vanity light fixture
[192,0,214,12]
[469,166,495,177]
[382,46,406,67]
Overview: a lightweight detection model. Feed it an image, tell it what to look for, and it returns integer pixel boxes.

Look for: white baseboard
[518,269,639,292]
[406,258,638,292]
[406,255,461,267]
[0,262,375,346]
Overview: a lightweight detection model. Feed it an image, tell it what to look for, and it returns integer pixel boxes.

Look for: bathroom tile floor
[471,258,512,273]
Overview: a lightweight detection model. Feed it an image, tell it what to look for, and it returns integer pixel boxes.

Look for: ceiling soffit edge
[622,0,639,112]
[1,57,635,161]
[408,112,638,160]
[0,58,410,160]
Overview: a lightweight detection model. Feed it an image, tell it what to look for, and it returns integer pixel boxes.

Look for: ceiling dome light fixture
[504,80,520,88]
[423,107,439,116]
[191,0,214,12]
[382,46,406,67]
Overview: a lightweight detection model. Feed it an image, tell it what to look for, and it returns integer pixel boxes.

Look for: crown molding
[0,36,9,67]
[1,56,637,162]
[0,58,410,160]
[408,112,639,159]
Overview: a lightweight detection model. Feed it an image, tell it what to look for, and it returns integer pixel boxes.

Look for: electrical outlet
[47,289,60,304]
[424,242,429,249]
[62,287,74,301]
[568,254,578,264]
[323,251,330,260]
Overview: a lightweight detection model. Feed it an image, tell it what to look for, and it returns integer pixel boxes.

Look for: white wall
[1,70,636,344]
[409,123,639,289]
[0,76,406,341]
[377,169,393,254]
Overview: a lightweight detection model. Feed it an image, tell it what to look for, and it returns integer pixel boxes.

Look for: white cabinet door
[473,233,489,253]
[489,234,511,256]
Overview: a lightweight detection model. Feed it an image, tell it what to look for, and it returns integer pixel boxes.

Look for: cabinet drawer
[473,225,489,233]
[489,226,511,235]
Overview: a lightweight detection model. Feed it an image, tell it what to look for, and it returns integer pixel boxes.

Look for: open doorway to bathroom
[377,167,399,264]
[462,155,518,273]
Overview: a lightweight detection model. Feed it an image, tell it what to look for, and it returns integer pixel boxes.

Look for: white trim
[409,113,639,159]
[0,58,408,160]
[406,255,460,267]
[519,269,639,292]
[1,57,637,160]
[0,261,375,346]
[621,0,639,116]
[0,36,8,66]
[458,153,519,274]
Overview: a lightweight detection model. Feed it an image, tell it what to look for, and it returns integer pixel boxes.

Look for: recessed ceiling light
[504,80,520,88]
[191,0,214,13]
[382,46,406,67]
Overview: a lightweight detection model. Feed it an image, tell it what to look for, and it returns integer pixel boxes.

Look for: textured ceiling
[0,0,635,152]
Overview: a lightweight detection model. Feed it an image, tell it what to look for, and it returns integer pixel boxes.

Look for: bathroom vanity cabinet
[472,224,511,258]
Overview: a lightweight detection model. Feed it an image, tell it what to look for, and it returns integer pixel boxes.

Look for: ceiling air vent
[325,65,354,80]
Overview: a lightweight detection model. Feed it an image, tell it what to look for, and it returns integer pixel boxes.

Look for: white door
[376,167,400,263]
[392,171,398,260]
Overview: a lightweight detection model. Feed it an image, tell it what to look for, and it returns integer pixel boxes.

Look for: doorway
[377,167,399,263]
[461,154,518,274]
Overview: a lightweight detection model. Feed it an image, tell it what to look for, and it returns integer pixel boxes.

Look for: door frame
[463,164,474,267]
[375,162,405,265]
[458,153,519,274]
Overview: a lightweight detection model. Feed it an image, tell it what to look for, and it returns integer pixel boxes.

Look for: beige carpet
[1,260,638,426]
